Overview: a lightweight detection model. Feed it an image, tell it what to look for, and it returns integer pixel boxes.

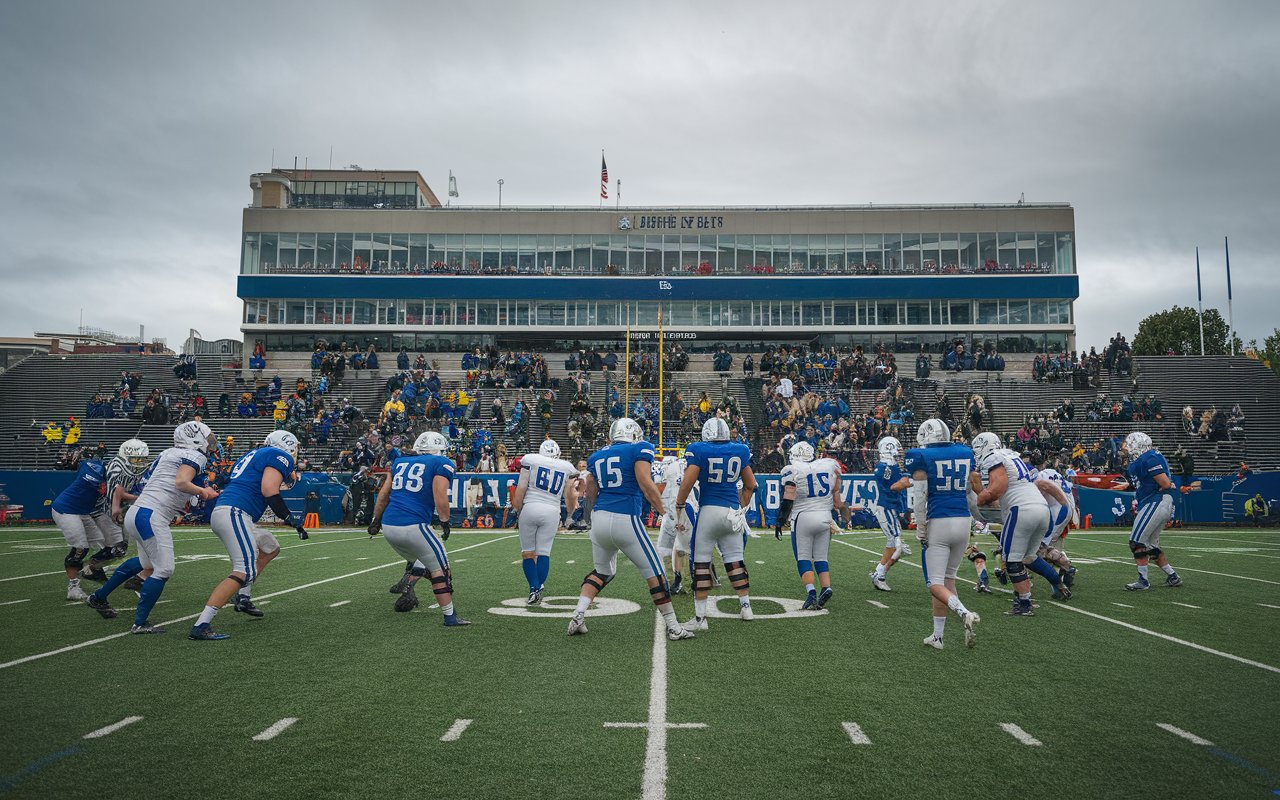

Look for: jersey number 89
[391,462,427,492]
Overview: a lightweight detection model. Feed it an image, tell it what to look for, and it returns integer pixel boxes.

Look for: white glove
[897,536,913,556]
[915,523,928,545]
[728,507,748,535]
[674,506,691,535]
[828,520,841,537]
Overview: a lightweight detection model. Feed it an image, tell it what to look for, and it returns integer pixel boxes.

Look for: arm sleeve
[264,492,295,526]
[912,480,929,526]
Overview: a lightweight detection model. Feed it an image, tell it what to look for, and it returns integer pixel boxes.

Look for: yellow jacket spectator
[1245,494,1269,524]
[64,421,82,446]
[42,422,64,444]
[458,389,473,407]
[382,390,405,418]
[273,400,287,421]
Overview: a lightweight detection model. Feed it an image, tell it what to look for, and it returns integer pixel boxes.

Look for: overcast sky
[1,0,1276,350]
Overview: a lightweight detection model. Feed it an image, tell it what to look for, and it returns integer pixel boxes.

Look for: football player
[79,439,151,582]
[1028,454,1078,589]
[776,441,850,609]
[1120,432,1182,591]
[50,456,106,600]
[653,455,696,594]
[85,421,220,633]
[368,431,469,626]
[676,417,756,631]
[189,430,308,640]
[972,433,1055,616]
[511,438,578,605]
[905,419,980,649]
[868,436,910,592]
[567,418,692,641]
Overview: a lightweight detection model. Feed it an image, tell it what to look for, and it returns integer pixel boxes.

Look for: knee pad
[814,560,830,574]
[65,547,89,569]
[725,560,749,589]
[228,574,247,587]
[583,570,613,591]
[692,562,714,591]
[1129,541,1149,559]
[1005,560,1029,584]
[410,564,427,577]
[649,579,672,606]
[430,572,453,595]
[1145,546,1163,560]
[796,559,814,577]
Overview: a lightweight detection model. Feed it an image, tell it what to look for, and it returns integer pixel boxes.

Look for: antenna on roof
[1017,192,1026,205]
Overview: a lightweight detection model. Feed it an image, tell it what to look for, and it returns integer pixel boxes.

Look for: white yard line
[1171,602,1202,609]
[83,716,143,739]
[328,600,351,608]
[1155,723,1214,746]
[0,598,32,607]
[439,718,473,742]
[0,534,517,671]
[865,600,889,609]
[1112,602,1135,608]
[1257,603,1280,610]
[1090,555,1280,586]
[841,722,872,744]
[999,723,1042,746]
[831,538,1280,676]
[252,718,299,741]
[0,570,66,583]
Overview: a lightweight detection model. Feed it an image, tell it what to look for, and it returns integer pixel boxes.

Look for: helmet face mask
[118,438,150,469]
[971,432,1001,463]
[413,431,449,455]
[702,417,731,442]
[539,439,561,460]
[789,441,815,464]
[877,436,901,463]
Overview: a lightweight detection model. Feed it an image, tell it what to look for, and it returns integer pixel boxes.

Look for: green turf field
[1,524,1278,799]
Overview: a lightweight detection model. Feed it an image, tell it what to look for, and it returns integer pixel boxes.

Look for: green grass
[1,524,1278,799]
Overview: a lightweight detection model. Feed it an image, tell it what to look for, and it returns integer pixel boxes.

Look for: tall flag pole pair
[1197,237,1236,356]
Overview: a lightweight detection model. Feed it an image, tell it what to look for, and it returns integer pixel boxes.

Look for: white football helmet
[1124,431,1152,458]
[413,430,449,455]
[265,429,300,457]
[702,417,731,442]
[539,439,561,459]
[117,438,150,468]
[877,436,901,464]
[661,454,678,466]
[916,418,951,446]
[971,432,1001,464]
[789,441,815,464]
[610,417,644,443]
[174,421,214,453]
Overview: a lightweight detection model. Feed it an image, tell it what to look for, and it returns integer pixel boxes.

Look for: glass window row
[243,298,1071,329]
[242,231,1075,277]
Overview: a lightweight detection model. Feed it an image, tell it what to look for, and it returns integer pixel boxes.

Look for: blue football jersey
[683,441,751,509]
[216,447,296,521]
[874,462,906,512]
[382,454,457,526]
[588,441,656,516]
[1126,449,1172,507]
[904,443,974,519]
[52,460,105,515]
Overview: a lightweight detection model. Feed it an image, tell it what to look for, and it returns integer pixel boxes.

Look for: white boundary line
[830,538,1280,676]
[252,718,299,741]
[841,722,872,744]
[999,723,1042,746]
[0,534,517,671]
[865,600,889,609]
[1171,602,1202,609]
[328,600,351,608]
[0,570,65,583]
[0,598,32,606]
[1089,555,1280,586]
[439,718,473,742]
[83,716,143,739]
[1258,603,1280,610]
[1155,723,1213,746]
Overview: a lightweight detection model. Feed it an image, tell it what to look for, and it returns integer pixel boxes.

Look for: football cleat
[667,625,695,641]
[81,567,109,583]
[1061,567,1077,588]
[188,623,230,641]
[67,584,89,602]
[443,615,471,627]
[122,576,144,592]
[923,634,944,650]
[86,594,118,619]
[1051,583,1072,601]
[994,568,1008,585]
[802,590,819,610]
[817,588,833,608]
[233,595,264,617]
[681,616,708,632]
[870,572,891,592]
[1164,573,1183,588]
[670,572,684,595]
[394,583,419,612]
[739,601,753,621]
[1006,599,1035,616]
[110,543,128,558]
[389,572,411,595]
[963,612,980,649]
[566,613,588,636]
[130,624,166,634]
[975,582,993,594]
[1125,579,1151,592]
[526,588,543,606]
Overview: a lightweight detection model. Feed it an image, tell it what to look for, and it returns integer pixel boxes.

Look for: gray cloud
[1,0,1277,348]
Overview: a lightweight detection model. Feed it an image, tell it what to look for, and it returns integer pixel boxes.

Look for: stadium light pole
[497,179,504,209]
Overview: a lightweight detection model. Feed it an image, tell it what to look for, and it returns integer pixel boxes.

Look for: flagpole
[1225,236,1234,355]
[616,178,620,210]
[599,149,604,208]
[1196,247,1204,356]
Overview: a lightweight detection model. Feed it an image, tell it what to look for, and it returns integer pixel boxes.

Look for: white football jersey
[654,458,699,511]
[980,448,1047,515]
[520,453,578,508]
[1035,467,1073,518]
[781,458,840,514]
[134,447,208,519]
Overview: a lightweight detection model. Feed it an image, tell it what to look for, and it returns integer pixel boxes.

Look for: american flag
[600,155,608,199]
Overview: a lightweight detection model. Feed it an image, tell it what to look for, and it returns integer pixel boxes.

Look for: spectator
[915,346,931,378]
[42,421,64,445]
[1245,493,1269,526]
[397,347,410,371]
[743,354,755,376]
[365,344,380,370]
